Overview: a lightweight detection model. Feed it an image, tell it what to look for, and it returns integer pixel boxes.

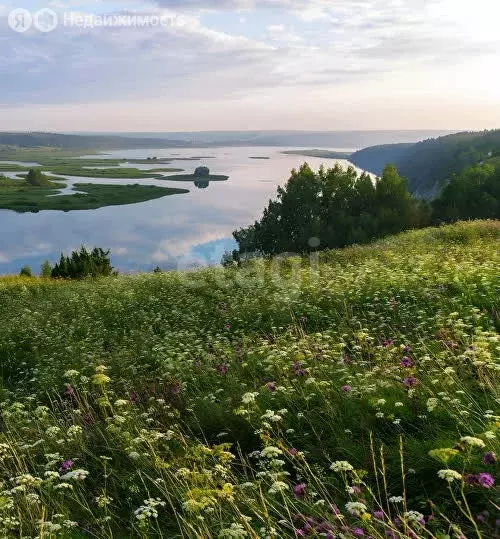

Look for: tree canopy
[232,163,423,257]
[194,166,210,177]
[51,247,114,279]
[432,164,500,222]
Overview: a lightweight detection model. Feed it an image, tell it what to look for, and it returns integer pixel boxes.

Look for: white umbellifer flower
[45,426,61,438]
[437,469,462,482]
[114,399,129,407]
[426,398,439,412]
[42,522,62,533]
[219,523,248,538]
[376,412,384,418]
[268,481,288,494]
[260,446,283,459]
[484,431,496,440]
[377,399,386,406]
[0,442,11,460]
[241,392,259,405]
[405,511,424,524]
[395,402,404,407]
[330,461,354,472]
[261,410,282,422]
[460,436,485,448]
[60,469,89,481]
[54,482,73,490]
[134,498,166,521]
[389,496,404,503]
[67,425,83,438]
[64,370,79,378]
[345,501,367,515]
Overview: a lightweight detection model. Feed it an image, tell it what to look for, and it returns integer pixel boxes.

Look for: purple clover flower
[400,356,414,368]
[482,451,497,464]
[342,385,352,393]
[59,459,73,473]
[293,483,307,499]
[293,362,306,376]
[217,364,229,375]
[465,473,495,488]
[403,376,418,388]
[478,473,495,488]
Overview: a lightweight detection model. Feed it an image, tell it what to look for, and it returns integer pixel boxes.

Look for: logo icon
[34,8,58,32]
[8,8,32,32]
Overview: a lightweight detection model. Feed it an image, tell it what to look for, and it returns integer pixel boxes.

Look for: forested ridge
[350,129,500,198]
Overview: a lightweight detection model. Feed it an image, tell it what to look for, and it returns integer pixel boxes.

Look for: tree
[51,247,114,279]
[194,166,210,177]
[26,169,52,187]
[19,265,32,277]
[432,164,500,222]
[231,163,426,258]
[40,260,52,278]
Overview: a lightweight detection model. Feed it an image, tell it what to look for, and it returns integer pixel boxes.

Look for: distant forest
[0,132,193,150]
[349,129,500,198]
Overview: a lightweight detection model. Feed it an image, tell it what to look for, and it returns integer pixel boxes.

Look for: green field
[0,162,185,180]
[282,149,353,159]
[48,167,184,179]
[0,147,188,182]
[0,221,498,538]
[0,179,188,212]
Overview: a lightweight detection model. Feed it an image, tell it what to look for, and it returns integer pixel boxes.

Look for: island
[0,170,189,213]
[160,166,229,183]
[281,149,352,159]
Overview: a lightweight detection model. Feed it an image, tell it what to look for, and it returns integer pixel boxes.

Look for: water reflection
[194,179,210,189]
[0,146,360,274]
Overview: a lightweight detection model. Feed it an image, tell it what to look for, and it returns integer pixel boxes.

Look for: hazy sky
[1,0,499,132]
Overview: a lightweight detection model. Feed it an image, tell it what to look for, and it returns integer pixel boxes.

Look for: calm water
[0,146,360,274]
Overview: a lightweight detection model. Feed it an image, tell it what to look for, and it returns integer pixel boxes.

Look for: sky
[0,0,499,132]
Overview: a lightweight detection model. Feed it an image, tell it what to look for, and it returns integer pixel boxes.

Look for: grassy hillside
[350,129,500,198]
[0,221,499,538]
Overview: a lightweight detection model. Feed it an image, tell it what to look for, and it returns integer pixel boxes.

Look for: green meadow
[0,221,498,538]
[0,177,188,212]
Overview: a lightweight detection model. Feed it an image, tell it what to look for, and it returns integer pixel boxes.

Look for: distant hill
[350,129,500,198]
[0,132,194,150]
[75,129,453,148]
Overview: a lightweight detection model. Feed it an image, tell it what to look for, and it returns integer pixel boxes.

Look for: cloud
[0,0,499,128]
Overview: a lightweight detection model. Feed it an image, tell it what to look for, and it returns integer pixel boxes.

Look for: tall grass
[0,221,498,538]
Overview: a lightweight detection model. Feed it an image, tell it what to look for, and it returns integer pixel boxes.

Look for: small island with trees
[159,166,229,186]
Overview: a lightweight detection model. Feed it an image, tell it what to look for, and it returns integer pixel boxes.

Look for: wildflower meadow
[0,220,499,538]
